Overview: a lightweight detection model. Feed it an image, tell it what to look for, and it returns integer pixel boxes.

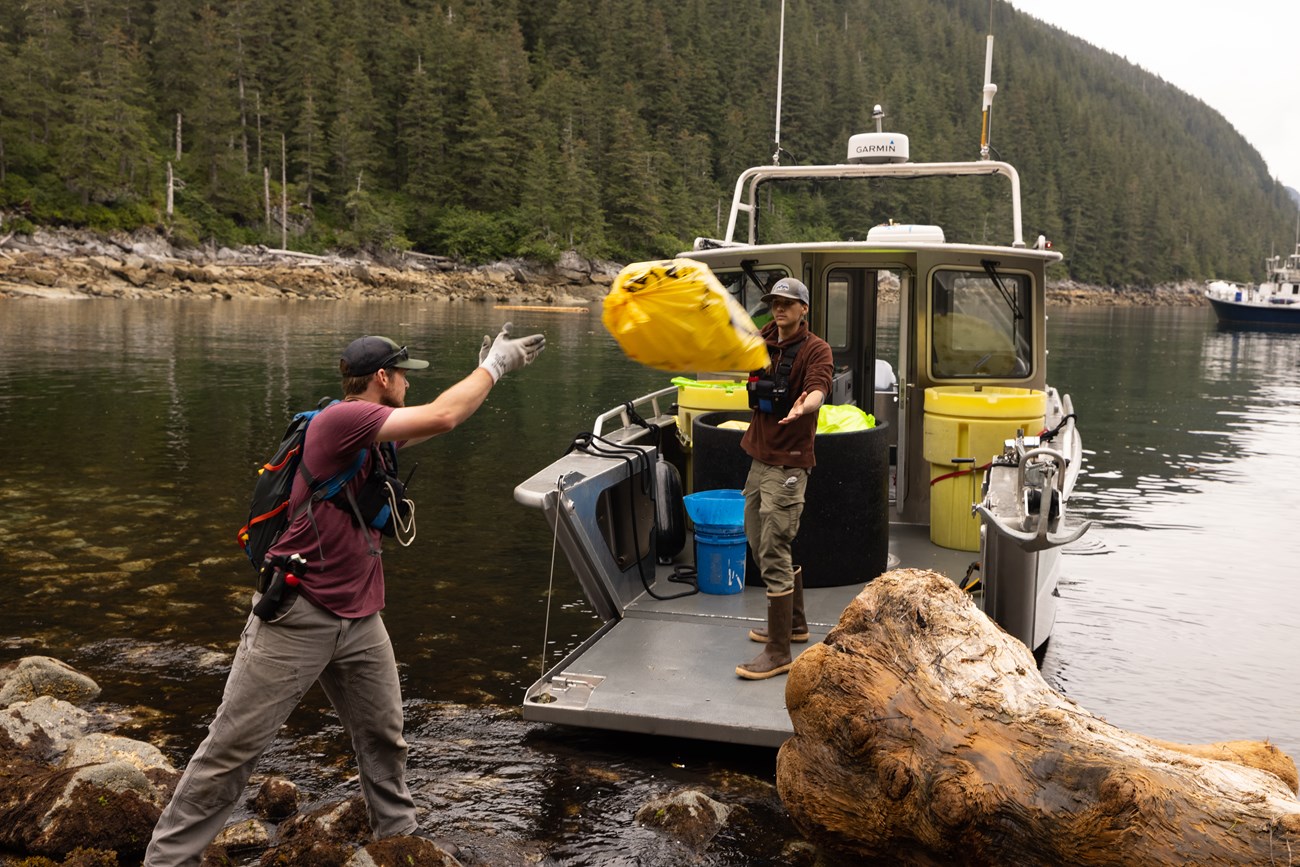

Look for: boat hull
[1206,295,1300,329]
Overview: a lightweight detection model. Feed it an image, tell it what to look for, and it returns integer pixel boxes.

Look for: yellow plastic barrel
[674,378,749,446]
[922,386,1046,551]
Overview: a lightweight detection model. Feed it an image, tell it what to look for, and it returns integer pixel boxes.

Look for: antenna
[773,0,787,165]
[979,0,997,160]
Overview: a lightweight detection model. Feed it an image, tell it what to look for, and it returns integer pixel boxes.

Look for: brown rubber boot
[749,566,808,643]
[736,592,794,680]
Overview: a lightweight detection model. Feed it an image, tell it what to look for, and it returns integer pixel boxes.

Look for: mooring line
[540,477,565,680]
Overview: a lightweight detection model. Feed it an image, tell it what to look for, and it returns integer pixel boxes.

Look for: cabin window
[929,268,1032,378]
[826,274,850,348]
[715,267,791,325]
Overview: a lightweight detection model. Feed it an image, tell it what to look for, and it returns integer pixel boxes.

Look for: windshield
[929,268,1032,378]
[715,266,791,327]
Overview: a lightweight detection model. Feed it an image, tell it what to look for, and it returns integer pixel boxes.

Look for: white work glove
[477,322,545,383]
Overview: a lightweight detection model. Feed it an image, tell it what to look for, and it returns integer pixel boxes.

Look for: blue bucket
[684,490,746,595]
[683,489,745,530]
[695,525,746,595]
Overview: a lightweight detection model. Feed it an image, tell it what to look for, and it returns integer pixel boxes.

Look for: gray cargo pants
[144,592,416,867]
[743,460,809,595]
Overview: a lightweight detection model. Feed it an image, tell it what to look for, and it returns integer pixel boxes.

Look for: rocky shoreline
[0,228,618,306]
[0,227,1209,307]
[0,655,800,867]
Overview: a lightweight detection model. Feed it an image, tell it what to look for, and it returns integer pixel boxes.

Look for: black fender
[653,456,686,561]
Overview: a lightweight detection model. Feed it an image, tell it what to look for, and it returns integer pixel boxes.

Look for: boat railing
[724,160,1026,248]
[591,386,679,438]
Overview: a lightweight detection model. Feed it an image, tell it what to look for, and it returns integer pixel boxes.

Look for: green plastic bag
[817,404,875,434]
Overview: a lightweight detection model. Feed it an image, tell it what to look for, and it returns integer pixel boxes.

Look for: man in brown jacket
[737,277,834,680]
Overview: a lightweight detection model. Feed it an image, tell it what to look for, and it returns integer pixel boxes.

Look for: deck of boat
[524,523,979,747]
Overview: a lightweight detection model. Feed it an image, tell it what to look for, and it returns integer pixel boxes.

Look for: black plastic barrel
[691,410,890,589]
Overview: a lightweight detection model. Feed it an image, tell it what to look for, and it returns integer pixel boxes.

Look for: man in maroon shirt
[146,326,544,866]
[736,278,834,680]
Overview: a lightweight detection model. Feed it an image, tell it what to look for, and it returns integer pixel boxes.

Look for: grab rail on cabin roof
[724,160,1025,249]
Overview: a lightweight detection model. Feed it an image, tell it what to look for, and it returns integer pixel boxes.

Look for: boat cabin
[689,237,1055,528]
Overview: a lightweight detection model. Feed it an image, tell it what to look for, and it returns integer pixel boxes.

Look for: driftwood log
[777,569,1300,865]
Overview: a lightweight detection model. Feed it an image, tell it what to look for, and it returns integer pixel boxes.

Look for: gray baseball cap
[761,277,809,306]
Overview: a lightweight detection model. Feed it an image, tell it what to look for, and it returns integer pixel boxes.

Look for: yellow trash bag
[602,258,770,373]
[817,404,875,434]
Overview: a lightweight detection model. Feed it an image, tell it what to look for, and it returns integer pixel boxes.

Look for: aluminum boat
[515,52,1090,746]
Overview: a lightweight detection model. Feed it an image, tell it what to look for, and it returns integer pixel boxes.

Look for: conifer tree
[398,59,448,208]
[184,6,242,199]
[292,82,328,211]
[526,67,605,254]
[279,0,333,210]
[149,0,203,153]
[602,98,666,259]
[11,0,76,162]
[451,70,516,213]
[1,0,1299,271]
[61,26,157,204]
[329,45,382,201]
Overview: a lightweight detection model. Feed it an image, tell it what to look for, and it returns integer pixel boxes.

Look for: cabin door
[816,264,877,408]
[895,268,914,516]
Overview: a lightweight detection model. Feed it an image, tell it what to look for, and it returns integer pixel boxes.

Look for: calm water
[1,299,1297,860]
[1040,307,1300,756]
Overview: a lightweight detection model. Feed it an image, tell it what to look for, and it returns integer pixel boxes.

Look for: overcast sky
[1005,0,1300,193]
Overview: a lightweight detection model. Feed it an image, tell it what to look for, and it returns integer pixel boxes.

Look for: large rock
[111,265,149,286]
[60,732,176,776]
[555,249,591,276]
[131,233,178,259]
[259,796,371,865]
[0,656,101,707]
[346,836,463,867]
[0,696,91,759]
[776,568,1300,865]
[248,775,300,819]
[0,760,162,859]
[634,786,736,849]
[212,817,271,852]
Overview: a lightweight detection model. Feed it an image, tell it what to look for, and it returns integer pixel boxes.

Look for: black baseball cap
[339,336,430,377]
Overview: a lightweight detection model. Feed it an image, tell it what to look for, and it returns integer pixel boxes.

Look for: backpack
[236,398,369,569]
[343,441,415,545]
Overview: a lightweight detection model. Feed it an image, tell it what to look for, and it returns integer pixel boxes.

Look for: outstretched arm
[377,323,545,445]
[379,367,496,445]
[779,339,834,425]
[778,389,825,425]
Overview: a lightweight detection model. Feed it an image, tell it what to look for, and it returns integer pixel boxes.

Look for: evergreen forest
[0,0,1295,285]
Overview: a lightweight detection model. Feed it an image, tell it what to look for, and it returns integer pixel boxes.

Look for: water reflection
[1,300,1297,861]
[1042,307,1300,756]
[1055,310,1300,521]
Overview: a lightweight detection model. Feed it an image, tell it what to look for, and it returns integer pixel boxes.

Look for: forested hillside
[0,0,1294,285]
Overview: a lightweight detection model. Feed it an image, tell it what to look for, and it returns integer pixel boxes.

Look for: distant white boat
[1206,243,1300,329]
